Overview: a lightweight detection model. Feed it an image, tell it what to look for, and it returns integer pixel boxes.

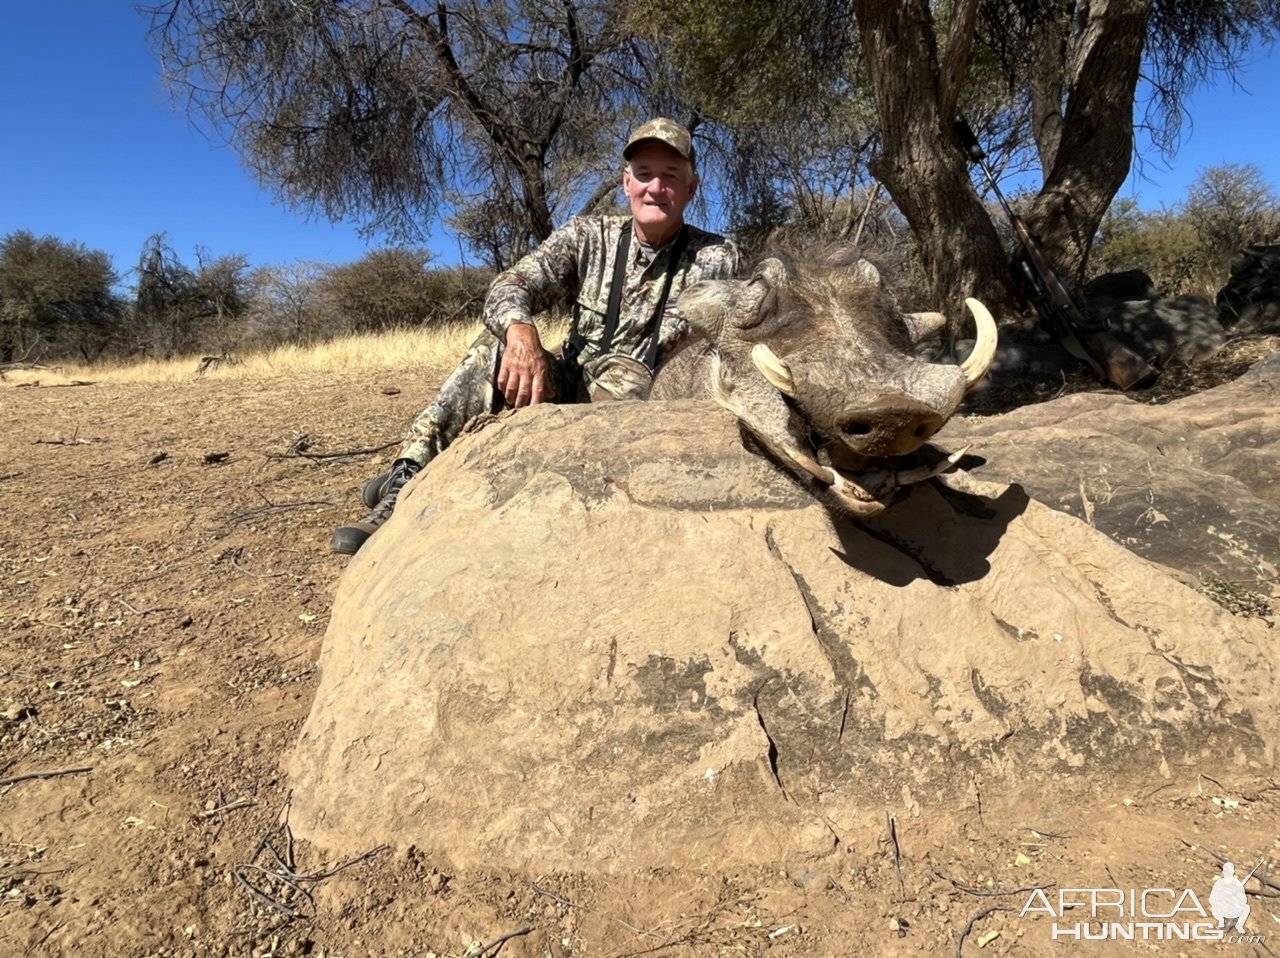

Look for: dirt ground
[2,366,1278,958]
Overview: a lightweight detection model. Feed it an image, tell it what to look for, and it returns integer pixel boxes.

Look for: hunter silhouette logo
[1210,860,1263,933]
[1020,857,1270,942]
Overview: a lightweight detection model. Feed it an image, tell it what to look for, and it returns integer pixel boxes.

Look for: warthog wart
[650,249,998,515]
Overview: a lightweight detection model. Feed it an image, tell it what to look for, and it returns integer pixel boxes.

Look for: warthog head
[651,250,997,515]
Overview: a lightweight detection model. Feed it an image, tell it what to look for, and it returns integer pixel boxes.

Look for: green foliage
[640,0,853,129]
[313,248,491,335]
[1091,164,1280,298]
[0,230,121,362]
[1091,205,1206,296]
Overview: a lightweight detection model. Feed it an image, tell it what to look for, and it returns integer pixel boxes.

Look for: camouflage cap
[623,117,695,168]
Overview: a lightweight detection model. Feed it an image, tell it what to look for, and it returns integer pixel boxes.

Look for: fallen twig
[0,766,93,788]
[292,843,389,882]
[233,797,388,927]
[197,799,257,819]
[532,881,587,910]
[32,437,104,446]
[1024,826,1071,840]
[935,869,1055,898]
[230,555,287,580]
[26,919,66,955]
[115,598,174,617]
[234,865,306,918]
[611,918,652,937]
[887,812,905,899]
[955,905,1011,957]
[266,438,401,463]
[464,926,533,958]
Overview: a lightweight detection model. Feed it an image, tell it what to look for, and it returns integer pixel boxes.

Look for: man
[332,117,740,554]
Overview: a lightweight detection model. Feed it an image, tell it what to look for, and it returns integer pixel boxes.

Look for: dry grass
[0,317,572,387]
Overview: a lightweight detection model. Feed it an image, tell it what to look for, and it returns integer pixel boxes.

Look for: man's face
[623,141,698,244]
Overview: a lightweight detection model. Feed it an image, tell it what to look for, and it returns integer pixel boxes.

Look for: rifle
[953,116,1158,390]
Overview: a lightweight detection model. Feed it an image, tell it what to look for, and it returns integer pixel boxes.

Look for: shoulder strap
[642,226,689,370]
[595,222,633,357]
[570,219,687,368]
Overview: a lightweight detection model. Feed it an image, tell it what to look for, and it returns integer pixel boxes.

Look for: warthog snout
[835,397,948,457]
[651,248,998,516]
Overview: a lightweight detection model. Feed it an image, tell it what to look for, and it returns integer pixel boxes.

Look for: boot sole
[331,522,376,555]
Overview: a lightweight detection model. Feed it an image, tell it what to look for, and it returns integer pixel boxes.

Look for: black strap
[642,226,688,370]
[596,224,633,357]
[567,221,689,371]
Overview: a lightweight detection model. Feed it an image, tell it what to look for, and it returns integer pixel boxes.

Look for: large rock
[289,399,1278,874]
[1218,245,1280,334]
[1085,271,1224,364]
[945,352,1280,592]
[1094,295,1224,365]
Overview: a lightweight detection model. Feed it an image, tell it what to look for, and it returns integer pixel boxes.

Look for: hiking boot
[331,459,422,555]
[361,470,394,509]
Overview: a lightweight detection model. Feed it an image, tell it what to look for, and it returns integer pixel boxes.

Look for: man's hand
[497,323,552,408]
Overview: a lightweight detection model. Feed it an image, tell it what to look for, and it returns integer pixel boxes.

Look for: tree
[0,231,121,363]
[1184,163,1280,264]
[133,234,198,355]
[637,0,873,245]
[132,234,250,356]
[1091,165,1280,298]
[244,262,330,346]
[147,0,658,267]
[852,0,1280,322]
[194,249,253,356]
[647,0,1280,329]
[1090,201,1203,295]
[315,247,441,333]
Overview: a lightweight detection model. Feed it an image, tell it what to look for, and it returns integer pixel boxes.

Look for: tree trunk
[852,0,1014,338]
[852,0,1154,333]
[520,156,556,244]
[1028,0,1152,285]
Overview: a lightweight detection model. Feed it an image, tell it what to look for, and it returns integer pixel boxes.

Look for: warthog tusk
[895,445,971,485]
[827,473,890,517]
[784,446,888,516]
[751,344,797,397]
[781,445,838,485]
[960,298,998,388]
[902,310,947,344]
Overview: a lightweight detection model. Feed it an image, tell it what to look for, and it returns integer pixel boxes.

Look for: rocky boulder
[289,398,1278,874]
[1084,272,1225,365]
[944,352,1280,594]
[1218,245,1280,335]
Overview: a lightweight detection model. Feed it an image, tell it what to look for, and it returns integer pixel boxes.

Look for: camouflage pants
[397,330,580,467]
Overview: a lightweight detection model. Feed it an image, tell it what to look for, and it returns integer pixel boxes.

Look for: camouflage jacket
[483,216,740,366]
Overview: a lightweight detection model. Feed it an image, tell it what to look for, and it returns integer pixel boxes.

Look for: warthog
[650,250,997,516]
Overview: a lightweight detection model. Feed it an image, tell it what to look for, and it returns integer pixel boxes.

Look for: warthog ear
[731,258,788,329]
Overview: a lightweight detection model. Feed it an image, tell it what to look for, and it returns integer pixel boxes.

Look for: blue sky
[1,4,1277,286]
